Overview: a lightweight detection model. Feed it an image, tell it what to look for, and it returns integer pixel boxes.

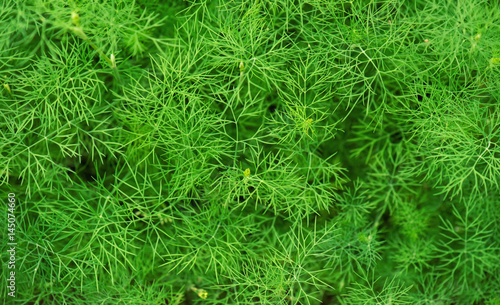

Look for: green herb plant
[1,0,499,304]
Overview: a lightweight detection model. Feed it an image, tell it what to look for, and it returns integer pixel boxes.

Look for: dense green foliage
[1,0,500,304]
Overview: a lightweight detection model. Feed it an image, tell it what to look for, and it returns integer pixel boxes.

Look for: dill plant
[1,0,500,304]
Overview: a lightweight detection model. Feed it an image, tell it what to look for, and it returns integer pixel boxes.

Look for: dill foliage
[1,0,499,304]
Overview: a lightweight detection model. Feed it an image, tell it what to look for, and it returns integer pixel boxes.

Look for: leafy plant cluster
[1,0,499,304]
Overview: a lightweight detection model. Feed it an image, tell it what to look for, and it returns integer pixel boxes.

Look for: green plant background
[1,0,499,304]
